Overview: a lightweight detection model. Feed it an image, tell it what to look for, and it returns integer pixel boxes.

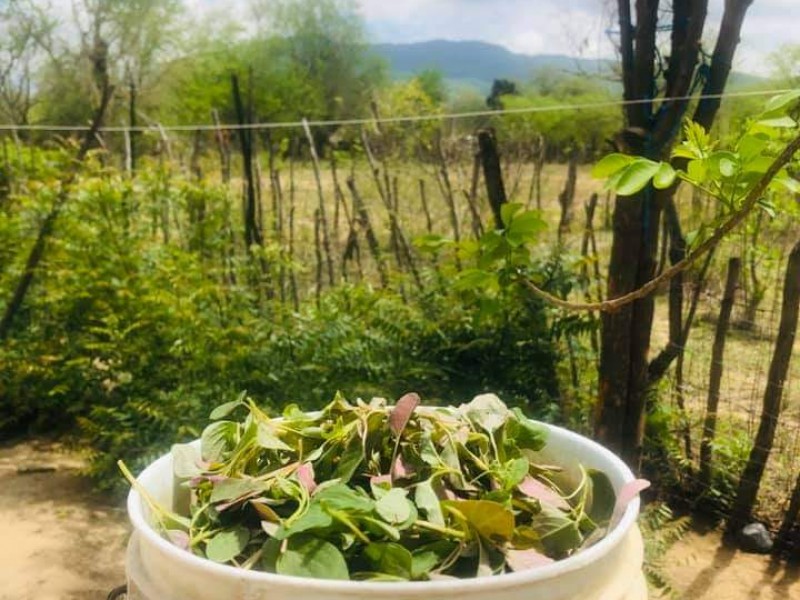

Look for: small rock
[737,522,773,554]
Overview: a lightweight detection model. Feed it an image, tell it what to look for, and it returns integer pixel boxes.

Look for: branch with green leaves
[521,90,800,313]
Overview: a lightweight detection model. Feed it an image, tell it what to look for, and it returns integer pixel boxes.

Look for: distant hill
[370,39,765,94]
[371,40,614,93]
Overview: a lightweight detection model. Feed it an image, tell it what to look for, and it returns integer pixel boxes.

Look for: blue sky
[189,0,798,75]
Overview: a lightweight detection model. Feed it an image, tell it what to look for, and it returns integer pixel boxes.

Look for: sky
[188,0,798,76]
[358,0,797,76]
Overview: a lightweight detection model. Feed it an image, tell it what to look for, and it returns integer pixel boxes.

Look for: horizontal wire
[0,87,795,134]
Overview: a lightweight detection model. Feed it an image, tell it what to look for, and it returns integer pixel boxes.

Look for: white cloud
[185,0,797,75]
[360,0,797,75]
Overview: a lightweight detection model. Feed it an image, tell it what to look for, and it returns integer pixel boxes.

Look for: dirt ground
[0,439,128,600]
[2,439,799,600]
[662,527,800,599]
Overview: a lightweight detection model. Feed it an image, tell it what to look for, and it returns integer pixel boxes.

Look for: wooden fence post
[699,256,741,489]
[728,240,800,533]
[477,129,507,230]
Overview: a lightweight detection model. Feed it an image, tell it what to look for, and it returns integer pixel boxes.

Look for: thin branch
[521,132,800,313]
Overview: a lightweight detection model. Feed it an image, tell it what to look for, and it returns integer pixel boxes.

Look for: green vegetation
[124,393,631,580]
[0,146,564,486]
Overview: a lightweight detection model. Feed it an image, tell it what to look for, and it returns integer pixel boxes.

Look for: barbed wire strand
[0,87,795,133]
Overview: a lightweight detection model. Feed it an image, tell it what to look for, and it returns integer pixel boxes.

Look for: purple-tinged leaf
[444,489,458,501]
[612,479,650,525]
[505,548,554,572]
[189,474,227,488]
[166,530,190,550]
[392,455,415,481]
[297,463,317,494]
[518,476,569,510]
[389,393,420,437]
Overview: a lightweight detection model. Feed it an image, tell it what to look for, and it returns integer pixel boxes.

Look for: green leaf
[200,420,238,462]
[738,134,769,162]
[614,160,660,196]
[585,469,616,526]
[414,479,445,526]
[259,537,282,572]
[413,233,449,252]
[500,202,524,228]
[757,197,777,218]
[275,503,334,540]
[686,159,707,182]
[256,422,292,451]
[763,90,800,114]
[652,162,677,190]
[530,506,583,556]
[376,488,413,524]
[172,443,202,479]
[453,268,498,292]
[460,393,509,433]
[205,527,249,563]
[209,393,246,420]
[757,116,797,128]
[707,151,738,179]
[509,408,547,451]
[591,153,636,178]
[499,457,530,489]
[772,175,800,195]
[419,433,440,467]
[411,541,457,579]
[506,211,546,246]
[444,500,515,542]
[333,443,364,483]
[277,534,350,580]
[315,483,375,514]
[671,146,698,160]
[364,542,413,579]
[210,478,264,504]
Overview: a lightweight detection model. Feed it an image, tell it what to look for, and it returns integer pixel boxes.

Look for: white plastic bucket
[126,421,648,600]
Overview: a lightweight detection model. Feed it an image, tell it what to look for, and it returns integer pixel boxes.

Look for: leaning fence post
[302,118,335,287]
[699,256,741,489]
[728,240,800,534]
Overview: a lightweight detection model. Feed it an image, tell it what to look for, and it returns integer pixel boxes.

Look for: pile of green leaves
[124,392,634,582]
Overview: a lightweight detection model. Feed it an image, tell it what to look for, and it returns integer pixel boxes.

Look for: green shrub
[0,163,562,489]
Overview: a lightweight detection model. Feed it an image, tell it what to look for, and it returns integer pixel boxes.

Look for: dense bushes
[0,155,561,489]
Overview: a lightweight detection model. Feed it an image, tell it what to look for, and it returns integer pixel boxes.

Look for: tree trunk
[231,74,263,252]
[597,185,661,465]
[699,257,741,488]
[478,129,507,230]
[597,0,751,467]
[775,466,800,552]
[727,240,800,533]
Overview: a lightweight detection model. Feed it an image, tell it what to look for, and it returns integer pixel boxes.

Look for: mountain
[371,40,613,92]
[370,39,765,94]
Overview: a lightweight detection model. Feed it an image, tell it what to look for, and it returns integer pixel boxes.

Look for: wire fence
[2,96,800,549]
[0,87,794,133]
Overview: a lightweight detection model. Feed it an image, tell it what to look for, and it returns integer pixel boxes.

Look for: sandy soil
[663,528,800,599]
[0,439,128,600]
